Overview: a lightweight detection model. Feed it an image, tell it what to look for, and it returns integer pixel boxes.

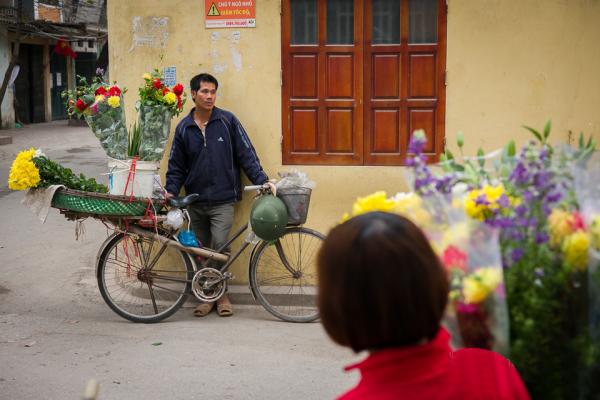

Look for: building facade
[106,0,600,279]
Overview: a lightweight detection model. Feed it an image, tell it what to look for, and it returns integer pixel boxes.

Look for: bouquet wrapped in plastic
[135,70,185,161]
[342,191,509,354]
[84,92,128,160]
[406,124,599,399]
[438,221,509,354]
[63,76,128,160]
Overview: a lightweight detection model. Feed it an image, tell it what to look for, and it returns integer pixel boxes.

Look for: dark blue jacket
[166,107,268,204]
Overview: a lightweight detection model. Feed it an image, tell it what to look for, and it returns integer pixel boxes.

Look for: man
[166,73,269,317]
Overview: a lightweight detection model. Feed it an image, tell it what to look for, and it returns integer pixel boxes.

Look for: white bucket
[107,159,159,198]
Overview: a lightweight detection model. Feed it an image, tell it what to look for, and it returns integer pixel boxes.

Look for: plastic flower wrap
[84,86,128,160]
[7,148,107,193]
[572,154,600,350]
[343,191,509,354]
[135,69,186,161]
[439,221,509,355]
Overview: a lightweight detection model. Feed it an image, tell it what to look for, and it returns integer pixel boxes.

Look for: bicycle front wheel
[250,227,324,323]
[97,231,193,323]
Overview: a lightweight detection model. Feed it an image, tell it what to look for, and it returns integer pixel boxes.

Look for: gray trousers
[188,202,235,254]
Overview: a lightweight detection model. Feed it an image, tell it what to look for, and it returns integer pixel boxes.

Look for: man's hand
[165,192,174,199]
[265,181,277,196]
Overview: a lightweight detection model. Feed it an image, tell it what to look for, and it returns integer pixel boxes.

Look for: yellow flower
[107,96,120,108]
[142,73,152,80]
[7,148,41,190]
[351,191,397,216]
[462,267,502,304]
[164,92,177,104]
[392,192,432,226]
[482,184,504,203]
[95,94,105,102]
[590,216,600,251]
[548,209,576,247]
[464,189,486,220]
[562,231,590,271]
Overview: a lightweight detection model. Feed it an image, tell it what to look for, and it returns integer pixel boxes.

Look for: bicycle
[93,184,325,324]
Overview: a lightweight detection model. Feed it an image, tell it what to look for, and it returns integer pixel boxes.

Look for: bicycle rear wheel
[97,231,193,323]
[250,227,324,322]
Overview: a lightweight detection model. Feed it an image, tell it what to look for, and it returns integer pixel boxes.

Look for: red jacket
[339,328,530,400]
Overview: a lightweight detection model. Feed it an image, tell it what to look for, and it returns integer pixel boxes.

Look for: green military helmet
[250,195,289,241]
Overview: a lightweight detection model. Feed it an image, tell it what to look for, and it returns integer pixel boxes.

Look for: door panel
[409,53,436,98]
[292,55,319,98]
[326,108,354,153]
[372,109,400,153]
[408,108,436,153]
[372,54,399,98]
[326,54,353,98]
[292,108,319,152]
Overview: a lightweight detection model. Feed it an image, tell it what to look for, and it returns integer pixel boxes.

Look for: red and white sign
[205,1,256,28]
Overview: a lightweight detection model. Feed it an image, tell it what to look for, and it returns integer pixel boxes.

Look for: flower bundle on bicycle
[60,68,187,198]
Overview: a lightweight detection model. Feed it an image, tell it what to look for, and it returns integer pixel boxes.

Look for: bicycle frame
[124,220,298,280]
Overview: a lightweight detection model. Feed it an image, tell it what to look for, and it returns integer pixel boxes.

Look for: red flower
[173,83,184,96]
[95,86,107,96]
[108,86,121,97]
[442,245,468,272]
[153,79,163,89]
[570,211,586,231]
[162,87,170,95]
[177,96,183,110]
[75,99,88,112]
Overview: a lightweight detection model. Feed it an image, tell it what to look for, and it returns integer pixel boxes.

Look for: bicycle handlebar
[244,185,264,191]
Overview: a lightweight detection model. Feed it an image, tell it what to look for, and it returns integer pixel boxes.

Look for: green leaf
[579,132,585,149]
[522,125,543,142]
[445,149,455,161]
[543,120,551,139]
[477,147,485,168]
[456,131,464,148]
[506,140,516,157]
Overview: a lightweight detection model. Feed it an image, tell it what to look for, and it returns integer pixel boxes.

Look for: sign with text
[205,1,256,28]
[163,66,177,87]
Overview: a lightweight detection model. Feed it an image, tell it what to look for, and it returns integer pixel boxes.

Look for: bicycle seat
[168,193,200,208]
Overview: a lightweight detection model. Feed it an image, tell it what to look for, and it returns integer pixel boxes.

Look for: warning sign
[205,1,256,29]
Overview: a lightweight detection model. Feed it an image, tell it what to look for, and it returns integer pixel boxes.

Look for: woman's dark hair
[317,212,448,352]
[190,73,219,91]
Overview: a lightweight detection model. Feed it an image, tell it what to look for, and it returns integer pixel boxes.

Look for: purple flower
[516,205,528,217]
[408,133,426,154]
[546,191,562,203]
[96,67,105,76]
[535,232,549,244]
[510,162,529,185]
[533,171,552,189]
[511,248,524,263]
[497,194,510,208]
[474,194,489,206]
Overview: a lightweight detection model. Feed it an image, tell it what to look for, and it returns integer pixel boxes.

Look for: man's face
[192,81,217,112]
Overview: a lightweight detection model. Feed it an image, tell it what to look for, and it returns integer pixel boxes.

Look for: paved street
[0,122,359,399]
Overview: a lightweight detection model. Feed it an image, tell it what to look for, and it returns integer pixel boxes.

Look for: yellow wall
[108,0,600,282]
[446,0,600,154]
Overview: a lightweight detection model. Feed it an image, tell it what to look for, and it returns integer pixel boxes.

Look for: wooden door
[282,0,446,166]
[282,0,364,165]
[364,0,445,165]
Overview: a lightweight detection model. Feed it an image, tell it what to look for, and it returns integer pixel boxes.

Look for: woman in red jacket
[317,212,530,400]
